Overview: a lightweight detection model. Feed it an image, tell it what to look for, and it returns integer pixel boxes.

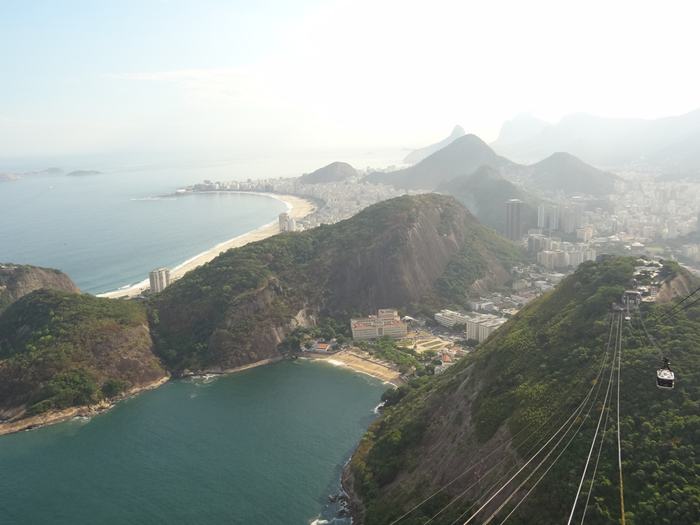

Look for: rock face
[0,264,80,312]
[150,194,521,374]
[299,161,357,184]
[0,290,167,422]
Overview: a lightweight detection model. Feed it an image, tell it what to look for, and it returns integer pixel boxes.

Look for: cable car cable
[392,314,616,525]
[455,317,617,525]
[497,317,620,525]
[566,313,622,525]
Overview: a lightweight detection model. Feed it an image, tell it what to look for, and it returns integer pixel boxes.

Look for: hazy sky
[1,0,699,159]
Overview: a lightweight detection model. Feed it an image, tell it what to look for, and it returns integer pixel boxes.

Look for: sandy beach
[311,349,403,386]
[98,192,315,299]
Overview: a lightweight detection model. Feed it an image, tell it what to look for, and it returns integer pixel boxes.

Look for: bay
[0,360,386,525]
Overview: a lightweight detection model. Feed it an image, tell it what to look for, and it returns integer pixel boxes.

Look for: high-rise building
[278,212,297,232]
[505,199,523,241]
[278,212,290,231]
[149,268,171,293]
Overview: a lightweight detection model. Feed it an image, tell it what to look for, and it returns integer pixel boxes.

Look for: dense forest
[348,257,700,524]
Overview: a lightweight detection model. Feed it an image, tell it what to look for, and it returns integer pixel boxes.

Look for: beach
[98,192,315,299]
[311,349,403,386]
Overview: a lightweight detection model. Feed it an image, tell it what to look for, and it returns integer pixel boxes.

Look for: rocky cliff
[149,194,522,374]
[0,263,79,312]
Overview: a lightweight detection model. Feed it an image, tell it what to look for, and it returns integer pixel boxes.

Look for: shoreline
[0,375,170,437]
[0,357,287,437]
[98,192,315,299]
[307,349,403,386]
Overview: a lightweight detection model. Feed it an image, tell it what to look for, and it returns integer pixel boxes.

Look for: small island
[66,169,102,177]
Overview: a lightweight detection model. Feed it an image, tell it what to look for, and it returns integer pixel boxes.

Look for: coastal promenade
[98,193,315,299]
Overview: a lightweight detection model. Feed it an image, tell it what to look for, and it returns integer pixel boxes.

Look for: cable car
[656,358,675,389]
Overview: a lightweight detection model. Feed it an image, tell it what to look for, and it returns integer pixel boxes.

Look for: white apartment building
[149,267,171,293]
[434,309,471,328]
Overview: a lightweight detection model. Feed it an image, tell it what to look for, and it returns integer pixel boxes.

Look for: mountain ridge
[404,125,466,165]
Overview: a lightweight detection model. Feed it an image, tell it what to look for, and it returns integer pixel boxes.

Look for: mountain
[345,258,700,524]
[299,161,357,184]
[492,109,700,174]
[367,135,515,190]
[404,125,466,165]
[0,263,80,313]
[528,152,620,196]
[0,290,167,424]
[150,194,522,374]
[491,113,549,150]
[438,166,539,233]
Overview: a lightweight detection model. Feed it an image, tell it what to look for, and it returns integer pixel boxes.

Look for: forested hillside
[347,257,700,524]
[149,194,521,374]
[0,290,166,421]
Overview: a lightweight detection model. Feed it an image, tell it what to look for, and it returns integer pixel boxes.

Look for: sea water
[0,360,386,524]
[0,167,287,294]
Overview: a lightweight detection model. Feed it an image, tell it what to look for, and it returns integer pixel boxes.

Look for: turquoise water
[0,360,386,524]
[0,169,286,293]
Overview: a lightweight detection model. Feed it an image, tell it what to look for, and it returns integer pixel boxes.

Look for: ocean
[0,168,287,294]
[0,360,386,524]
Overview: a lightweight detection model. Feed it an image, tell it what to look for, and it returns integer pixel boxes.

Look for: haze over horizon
[2,0,700,161]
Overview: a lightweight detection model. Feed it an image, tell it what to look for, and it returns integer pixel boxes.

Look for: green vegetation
[357,337,426,375]
[0,289,165,416]
[349,257,700,524]
[150,194,522,373]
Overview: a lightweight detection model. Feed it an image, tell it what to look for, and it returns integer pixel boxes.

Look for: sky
[1,0,700,160]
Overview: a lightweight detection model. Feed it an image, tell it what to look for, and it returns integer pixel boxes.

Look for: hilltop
[438,166,539,233]
[299,161,357,184]
[404,125,466,165]
[346,257,700,524]
[527,152,620,196]
[150,194,522,373]
[0,263,79,313]
[367,135,514,190]
[0,290,167,425]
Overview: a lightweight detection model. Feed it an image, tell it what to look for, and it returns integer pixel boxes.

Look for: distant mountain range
[366,131,618,211]
[403,125,465,164]
[299,161,357,184]
[367,134,513,190]
[492,109,700,176]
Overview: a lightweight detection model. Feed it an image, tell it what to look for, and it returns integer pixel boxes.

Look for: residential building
[434,309,471,328]
[505,199,523,240]
[149,267,171,293]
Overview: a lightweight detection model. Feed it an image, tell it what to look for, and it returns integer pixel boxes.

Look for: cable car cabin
[656,368,675,389]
